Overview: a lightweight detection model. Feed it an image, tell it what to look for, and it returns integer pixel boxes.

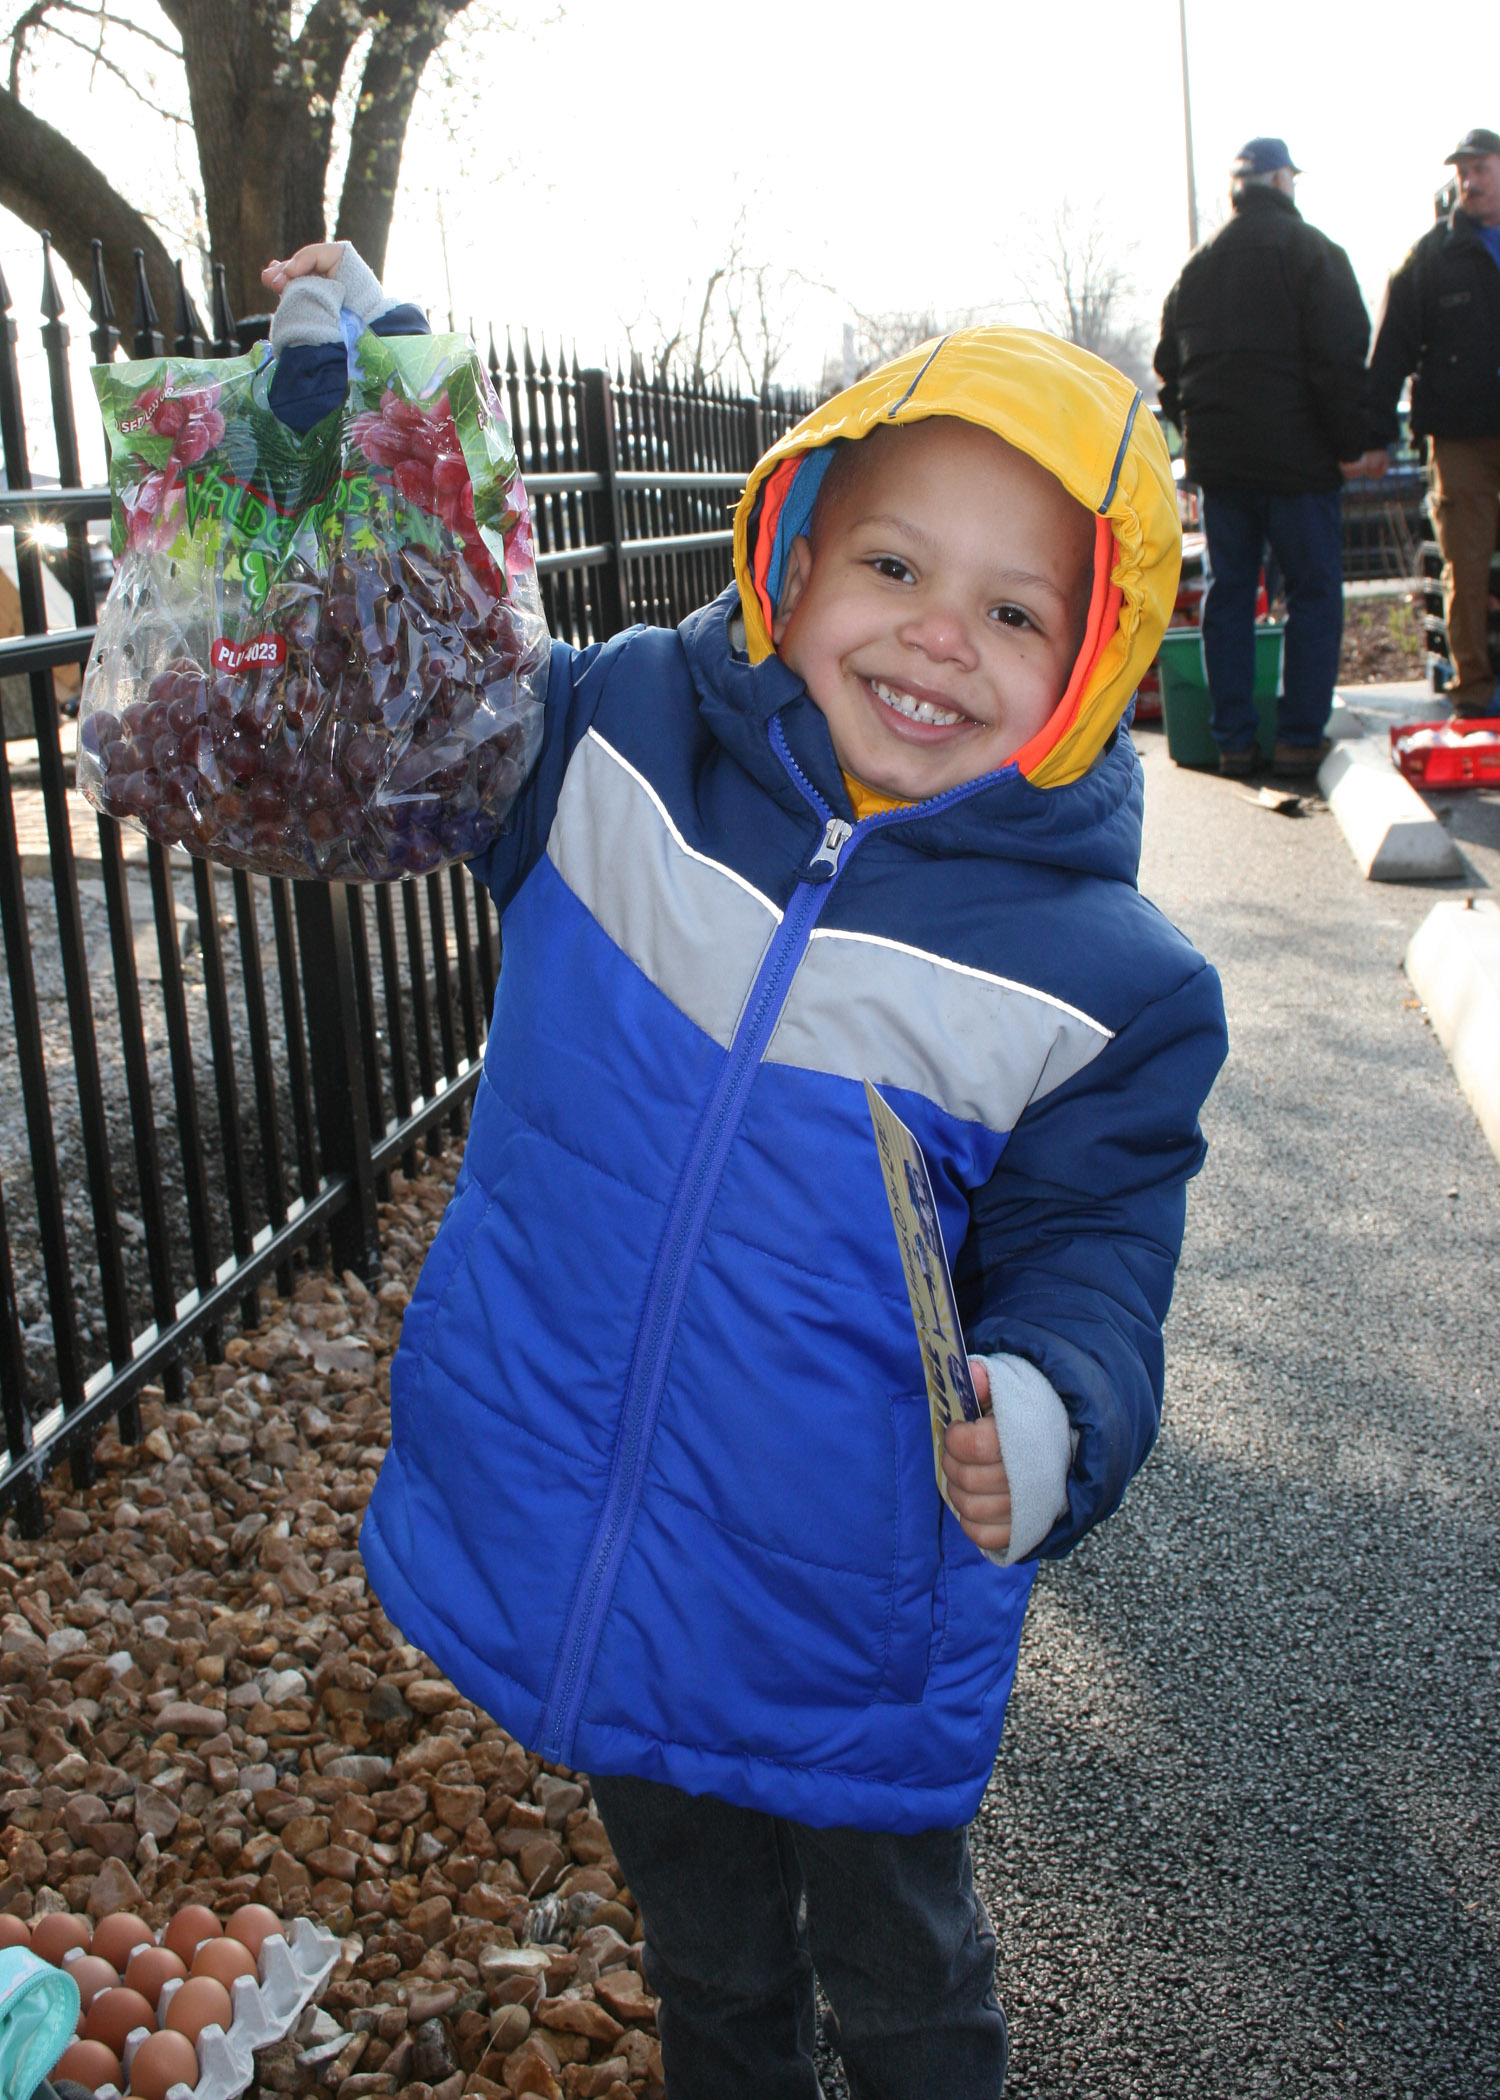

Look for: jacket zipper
[535,717,1000,1761]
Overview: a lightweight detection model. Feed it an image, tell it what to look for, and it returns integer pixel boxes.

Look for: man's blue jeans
[591,1772,1008,2099]
[1200,486,1345,754]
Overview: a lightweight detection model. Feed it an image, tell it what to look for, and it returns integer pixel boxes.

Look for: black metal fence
[0,233,814,1533]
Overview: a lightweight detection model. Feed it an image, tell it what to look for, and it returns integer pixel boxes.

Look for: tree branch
[334,0,471,274]
[9,0,182,93]
[0,85,178,333]
[25,15,188,119]
[292,0,364,111]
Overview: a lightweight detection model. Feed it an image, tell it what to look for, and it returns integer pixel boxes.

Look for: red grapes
[79,542,541,880]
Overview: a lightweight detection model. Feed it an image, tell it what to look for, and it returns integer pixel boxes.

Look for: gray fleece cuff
[269,243,397,352]
[974,1350,1076,1565]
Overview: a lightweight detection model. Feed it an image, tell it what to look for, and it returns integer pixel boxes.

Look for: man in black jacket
[1367,128,1500,718]
[1155,138,1369,776]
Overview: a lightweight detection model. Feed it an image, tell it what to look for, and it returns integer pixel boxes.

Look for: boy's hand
[941,1358,1011,1554]
[261,243,346,298]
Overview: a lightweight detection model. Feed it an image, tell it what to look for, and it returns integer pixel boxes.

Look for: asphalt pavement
[965,708,1500,2100]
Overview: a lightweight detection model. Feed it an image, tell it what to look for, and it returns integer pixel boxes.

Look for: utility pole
[1178,0,1200,250]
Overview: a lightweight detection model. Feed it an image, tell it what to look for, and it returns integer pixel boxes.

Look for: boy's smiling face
[772,417,1098,803]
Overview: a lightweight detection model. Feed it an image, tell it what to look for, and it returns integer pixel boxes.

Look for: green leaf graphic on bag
[79,331,548,884]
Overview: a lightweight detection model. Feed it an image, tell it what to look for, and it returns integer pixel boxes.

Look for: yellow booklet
[864,1081,983,1516]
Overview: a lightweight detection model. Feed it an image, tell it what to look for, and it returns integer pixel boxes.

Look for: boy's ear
[771,535,814,643]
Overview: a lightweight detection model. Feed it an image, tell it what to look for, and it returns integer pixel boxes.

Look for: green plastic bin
[1155,624,1286,768]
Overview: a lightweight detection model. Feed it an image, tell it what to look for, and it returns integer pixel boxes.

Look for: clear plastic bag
[78,329,549,881]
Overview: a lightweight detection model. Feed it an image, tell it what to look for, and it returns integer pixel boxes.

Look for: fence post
[580,367,627,639]
[742,392,765,474]
[293,883,382,1280]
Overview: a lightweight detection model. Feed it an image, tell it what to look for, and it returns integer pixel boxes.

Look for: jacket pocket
[880,1393,945,1703]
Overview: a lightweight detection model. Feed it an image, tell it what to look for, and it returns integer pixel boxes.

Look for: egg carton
[96,1920,341,2100]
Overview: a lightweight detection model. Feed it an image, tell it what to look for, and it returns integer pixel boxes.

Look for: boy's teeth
[870,678,964,727]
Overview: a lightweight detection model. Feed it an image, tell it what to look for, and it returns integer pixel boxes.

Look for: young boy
[265,245,1228,2097]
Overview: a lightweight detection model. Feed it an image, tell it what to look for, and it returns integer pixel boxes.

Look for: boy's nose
[898,604,980,669]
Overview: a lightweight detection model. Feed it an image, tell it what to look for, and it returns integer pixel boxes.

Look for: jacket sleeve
[1301,236,1372,465]
[265,243,432,434]
[1366,245,1424,448]
[956,955,1227,1559]
[465,628,639,913]
[1153,281,1182,430]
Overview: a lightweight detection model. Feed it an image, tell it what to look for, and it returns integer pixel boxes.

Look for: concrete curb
[1405,899,1500,1165]
[1316,735,1464,882]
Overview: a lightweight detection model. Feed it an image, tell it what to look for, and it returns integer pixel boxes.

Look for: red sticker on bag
[211,634,287,675]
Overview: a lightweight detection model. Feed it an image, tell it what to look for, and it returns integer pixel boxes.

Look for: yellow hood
[733,326,1180,790]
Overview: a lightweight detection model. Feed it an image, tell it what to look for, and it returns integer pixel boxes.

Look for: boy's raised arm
[256,243,627,909]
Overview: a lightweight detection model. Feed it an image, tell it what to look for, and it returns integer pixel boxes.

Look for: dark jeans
[1200,486,1345,753]
[591,1773,1007,2100]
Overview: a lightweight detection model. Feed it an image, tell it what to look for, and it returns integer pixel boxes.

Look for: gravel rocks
[0,1153,663,2100]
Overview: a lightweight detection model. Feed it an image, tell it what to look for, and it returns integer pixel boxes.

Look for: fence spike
[174,259,208,356]
[211,262,237,357]
[523,329,537,379]
[505,328,518,379]
[89,241,116,328]
[538,337,552,380]
[630,347,646,387]
[89,241,119,364]
[487,323,501,382]
[39,232,65,324]
[0,257,11,315]
[132,248,163,356]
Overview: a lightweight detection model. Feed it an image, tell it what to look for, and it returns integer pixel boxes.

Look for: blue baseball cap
[1232,137,1300,177]
[1445,127,1500,163]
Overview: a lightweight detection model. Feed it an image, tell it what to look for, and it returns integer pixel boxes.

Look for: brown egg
[163,1974,232,2045]
[222,1904,281,1961]
[125,1943,189,2010]
[91,1913,156,1974]
[62,1953,121,2010]
[161,1906,221,1965]
[83,1984,158,2052]
[52,2038,125,2091]
[190,1937,256,1991]
[0,1915,30,1951]
[126,2025,200,2100]
[31,1913,93,1965]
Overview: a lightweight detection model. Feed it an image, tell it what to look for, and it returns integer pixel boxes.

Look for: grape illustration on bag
[78,327,549,881]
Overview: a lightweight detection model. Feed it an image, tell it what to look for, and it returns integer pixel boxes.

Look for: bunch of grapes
[119,382,227,552]
[79,540,537,881]
[350,388,504,595]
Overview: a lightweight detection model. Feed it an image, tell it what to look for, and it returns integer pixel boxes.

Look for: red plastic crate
[1390,717,1500,787]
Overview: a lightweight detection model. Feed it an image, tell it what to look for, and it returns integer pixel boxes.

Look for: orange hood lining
[1007,515,1121,779]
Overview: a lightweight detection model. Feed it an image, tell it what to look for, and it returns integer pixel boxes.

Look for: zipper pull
[807,817,853,880]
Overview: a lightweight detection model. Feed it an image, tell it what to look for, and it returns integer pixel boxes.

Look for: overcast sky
[4,0,1499,477]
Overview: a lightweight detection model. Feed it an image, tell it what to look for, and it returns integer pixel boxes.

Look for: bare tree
[818,307,946,397]
[624,213,824,396]
[1022,204,1151,388]
[2,0,493,328]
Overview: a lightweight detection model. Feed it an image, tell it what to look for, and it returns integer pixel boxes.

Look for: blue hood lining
[764,445,837,613]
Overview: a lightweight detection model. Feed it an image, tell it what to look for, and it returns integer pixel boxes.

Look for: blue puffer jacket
[358,573,1226,1830]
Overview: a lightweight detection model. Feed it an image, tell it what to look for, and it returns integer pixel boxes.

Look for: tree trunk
[167,0,354,319]
[0,90,178,342]
[335,1,469,277]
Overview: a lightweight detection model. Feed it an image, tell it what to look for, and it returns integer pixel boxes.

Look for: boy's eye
[870,556,915,583]
[991,603,1035,631]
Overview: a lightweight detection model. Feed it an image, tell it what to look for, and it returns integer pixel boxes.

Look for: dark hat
[1232,136,1300,177]
[1445,126,1500,163]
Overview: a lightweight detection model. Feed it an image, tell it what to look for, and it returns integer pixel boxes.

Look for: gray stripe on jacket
[547,727,1114,1131]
